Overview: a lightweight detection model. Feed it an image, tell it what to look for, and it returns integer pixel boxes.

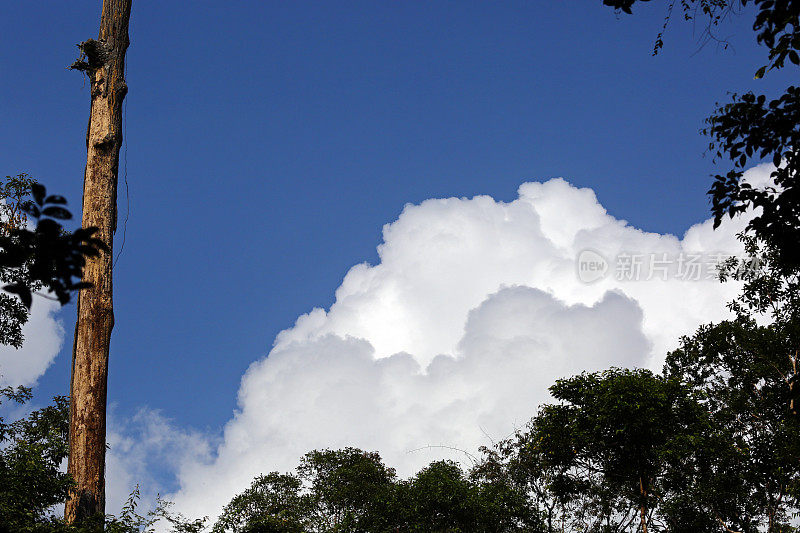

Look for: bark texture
[66,0,131,523]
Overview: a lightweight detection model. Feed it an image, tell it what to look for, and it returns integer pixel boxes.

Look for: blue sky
[0,0,793,510]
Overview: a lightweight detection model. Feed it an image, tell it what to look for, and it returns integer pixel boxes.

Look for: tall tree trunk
[66,0,131,523]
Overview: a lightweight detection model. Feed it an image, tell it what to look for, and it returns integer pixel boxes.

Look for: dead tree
[66,0,131,523]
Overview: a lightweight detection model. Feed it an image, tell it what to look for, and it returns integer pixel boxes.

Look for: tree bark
[66,0,131,523]
[639,476,648,533]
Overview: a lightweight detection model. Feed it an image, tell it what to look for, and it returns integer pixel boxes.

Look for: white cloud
[105,407,213,517]
[0,194,67,387]
[0,297,64,387]
[129,169,769,523]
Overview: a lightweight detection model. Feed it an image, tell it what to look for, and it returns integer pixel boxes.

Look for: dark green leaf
[43,195,68,205]
[3,283,32,309]
[41,206,72,220]
[30,183,46,206]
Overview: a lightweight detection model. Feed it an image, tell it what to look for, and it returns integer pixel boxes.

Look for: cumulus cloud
[131,168,769,522]
[105,407,213,516]
[0,297,64,387]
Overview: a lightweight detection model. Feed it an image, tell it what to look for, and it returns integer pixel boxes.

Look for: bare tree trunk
[639,477,648,533]
[66,0,131,523]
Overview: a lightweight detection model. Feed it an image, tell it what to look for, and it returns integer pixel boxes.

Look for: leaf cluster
[602,0,800,71]
[0,174,40,348]
[212,447,534,533]
[481,369,716,532]
[661,241,800,531]
[0,387,73,533]
[0,182,107,309]
[705,88,800,270]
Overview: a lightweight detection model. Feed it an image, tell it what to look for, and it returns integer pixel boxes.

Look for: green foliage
[212,472,308,533]
[394,459,530,532]
[0,174,39,347]
[475,431,567,532]
[0,285,29,348]
[483,369,712,531]
[663,238,800,530]
[213,448,533,532]
[705,86,800,270]
[0,173,105,350]
[0,174,37,225]
[0,390,207,533]
[297,448,397,532]
[0,386,72,532]
[213,448,396,533]
[103,490,208,533]
[0,181,107,309]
